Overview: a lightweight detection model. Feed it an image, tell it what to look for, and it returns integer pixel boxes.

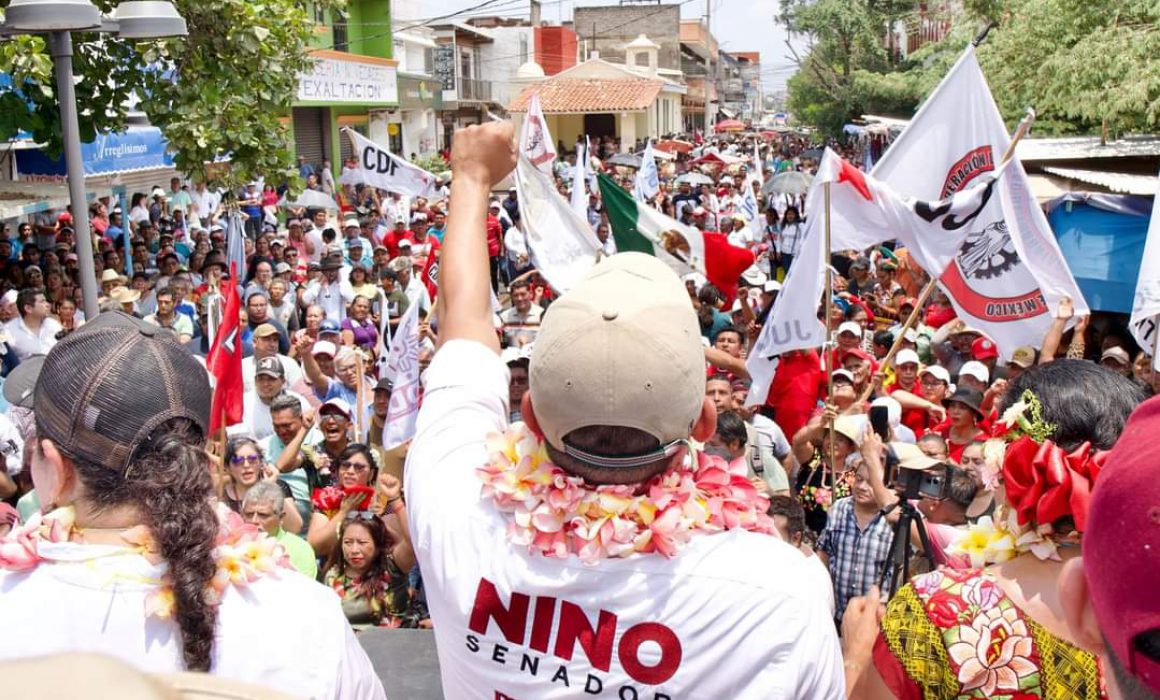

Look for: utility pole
[704,0,711,134]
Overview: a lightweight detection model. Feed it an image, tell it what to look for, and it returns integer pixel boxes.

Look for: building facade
[292,0,399,173]
[679,19,717,133]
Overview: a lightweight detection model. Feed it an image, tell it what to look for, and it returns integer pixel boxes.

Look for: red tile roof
[508,78,664,114]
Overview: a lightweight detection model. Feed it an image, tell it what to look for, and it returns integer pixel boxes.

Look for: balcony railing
[457,77,492,102]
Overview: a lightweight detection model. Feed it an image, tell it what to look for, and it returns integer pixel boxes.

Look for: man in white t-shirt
[406,123,844,700]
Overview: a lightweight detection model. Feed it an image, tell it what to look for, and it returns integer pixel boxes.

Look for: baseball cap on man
[253,323,279,339]
[319,397,353,419]
[255,356,285,378]
[920,365,952,386]
[18,312,210,473]
[1008,346,1036,368]
[529,253,704,468]
[894,349,921,368]
[837,321,862,338]
[971,336,999,361]
[311,340,337,357]
[319,320,341,336]
[1100,347,1130,366]
[958,361,990,385]
[1083,395,1160,695]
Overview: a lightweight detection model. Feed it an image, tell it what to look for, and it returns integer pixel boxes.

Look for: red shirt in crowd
[765,349,824,442]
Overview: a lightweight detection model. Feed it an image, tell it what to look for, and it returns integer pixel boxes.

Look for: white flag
[383,301,422,449]
[340,129,444,201]
[739,177,760,225]
[871,45,1086,356]
[747,148,1005,405]
[516,153,602,292]
[1130,172,1160,370]
[520,94,557,175]
[634,140,659,201]
[570,139,588,221]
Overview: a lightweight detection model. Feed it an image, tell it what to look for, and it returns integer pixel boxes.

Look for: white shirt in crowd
[302,278,354,324]
[504,226,528,265]
[240,353,305,393]
[0,540,386,699]
[4,316,62,362]
[406,340,845,700]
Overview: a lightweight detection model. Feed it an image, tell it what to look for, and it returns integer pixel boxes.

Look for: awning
[15,126,175,178]
[1040,166,1158,196]
[0,180,112,220]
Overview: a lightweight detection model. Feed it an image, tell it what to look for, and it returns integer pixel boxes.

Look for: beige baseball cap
[1008,345,1036,368]
[529,253,704,467]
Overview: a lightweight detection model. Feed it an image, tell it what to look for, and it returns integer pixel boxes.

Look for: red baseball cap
[971,336,999,361]
[57,211,72,222]
[1084,395,1160,695]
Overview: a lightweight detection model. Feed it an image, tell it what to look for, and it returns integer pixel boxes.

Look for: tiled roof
[508,78,664,114]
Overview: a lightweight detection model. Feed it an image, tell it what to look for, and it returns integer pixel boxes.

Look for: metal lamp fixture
[3,0,102,32]
[113,1,188,38]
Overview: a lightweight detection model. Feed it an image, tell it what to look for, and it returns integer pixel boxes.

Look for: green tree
[0,0,344,187]
[779,0,928,136]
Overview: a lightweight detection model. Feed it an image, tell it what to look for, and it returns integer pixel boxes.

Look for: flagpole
[823,181,835,489]
[356,353,366,443]
[855,107,1038,406]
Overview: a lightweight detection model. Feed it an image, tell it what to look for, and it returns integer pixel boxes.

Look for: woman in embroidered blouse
[323,515,411,630]
[844,360,1145,700]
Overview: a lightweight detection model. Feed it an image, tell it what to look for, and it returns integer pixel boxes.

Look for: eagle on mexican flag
[596,172,755,304]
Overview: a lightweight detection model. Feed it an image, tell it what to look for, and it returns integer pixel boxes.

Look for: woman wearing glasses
[306,443,415,571]
[221,437,302,535]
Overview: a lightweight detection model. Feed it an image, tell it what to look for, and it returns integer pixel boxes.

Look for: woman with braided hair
[0,312,385,699]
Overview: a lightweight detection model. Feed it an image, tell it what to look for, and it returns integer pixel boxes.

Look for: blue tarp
[1048,196,1153,314]
[15,126,174,177]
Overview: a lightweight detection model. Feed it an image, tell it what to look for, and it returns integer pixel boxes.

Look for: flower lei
[950,390,1101,565]
[477,423,777,565]
[0,503,292,620]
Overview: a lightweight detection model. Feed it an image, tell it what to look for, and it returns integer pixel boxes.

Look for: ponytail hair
[71,418,220,671]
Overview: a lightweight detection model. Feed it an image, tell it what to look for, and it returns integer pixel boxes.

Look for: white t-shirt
[241,353,305,394]
[406,340,845,699]
[0,542,385,699]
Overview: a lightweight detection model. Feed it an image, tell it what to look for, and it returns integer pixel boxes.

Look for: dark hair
[706,372,733,388]
[715,410,748,448]
[509,279,532,294]
[873,330,895,350]
[1000,359,1144,451]
[712,325,743,344]
[269,393,304,417]
[339,442,379,485]
[944,466,979,511]
[918,433,947,451]
[545,425,674,486]
[155,288,174,302]
[767,494,806,540]
[224,436,263,468]
[844,304,867,320]
[63,418,219,670]
[16,287,41,317]
[323,516,395,621]
[697,284,723,331]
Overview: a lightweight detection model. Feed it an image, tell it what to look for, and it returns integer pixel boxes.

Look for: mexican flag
[597,172,754,303]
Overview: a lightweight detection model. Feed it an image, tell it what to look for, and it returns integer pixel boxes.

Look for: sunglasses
[344,510,376,521]
[230,454,263,466]
[338,460,370,472]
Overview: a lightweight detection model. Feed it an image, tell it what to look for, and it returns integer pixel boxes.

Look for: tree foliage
[784,0,1160,137]
[0,0,344,187]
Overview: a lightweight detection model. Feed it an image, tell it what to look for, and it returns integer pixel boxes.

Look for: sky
[397,0,807,91]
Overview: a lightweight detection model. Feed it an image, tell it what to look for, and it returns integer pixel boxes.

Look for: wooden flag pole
[356,353,366,443]
[823,181,835,489]
[856,106,1038,406]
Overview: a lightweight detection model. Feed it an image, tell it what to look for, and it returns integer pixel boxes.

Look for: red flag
[420,248,440,299]
[207,268,243,434]
[703,232,755,307]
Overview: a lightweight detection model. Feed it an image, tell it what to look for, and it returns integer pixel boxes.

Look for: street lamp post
[2,0,187,319]
[47,31,101,320]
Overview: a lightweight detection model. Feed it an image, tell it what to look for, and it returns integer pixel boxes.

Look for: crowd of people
[0,118,1156,700]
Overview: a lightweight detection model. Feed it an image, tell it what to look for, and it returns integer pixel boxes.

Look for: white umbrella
[283,189,338,210]
[676,172,714,186]
[765,171,814,196]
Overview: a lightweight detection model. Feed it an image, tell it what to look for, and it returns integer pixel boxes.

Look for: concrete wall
[481,27,534,108]
[573,4,681,71]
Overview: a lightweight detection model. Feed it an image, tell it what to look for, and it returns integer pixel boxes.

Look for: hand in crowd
[449,122,516,187]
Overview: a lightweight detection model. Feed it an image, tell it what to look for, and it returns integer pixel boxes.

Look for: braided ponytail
[73,419,220,671]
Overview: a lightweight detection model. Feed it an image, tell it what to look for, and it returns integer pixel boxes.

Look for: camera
[887,461,951,501]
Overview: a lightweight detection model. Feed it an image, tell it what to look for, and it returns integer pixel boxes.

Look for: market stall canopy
[713,119,746,133]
